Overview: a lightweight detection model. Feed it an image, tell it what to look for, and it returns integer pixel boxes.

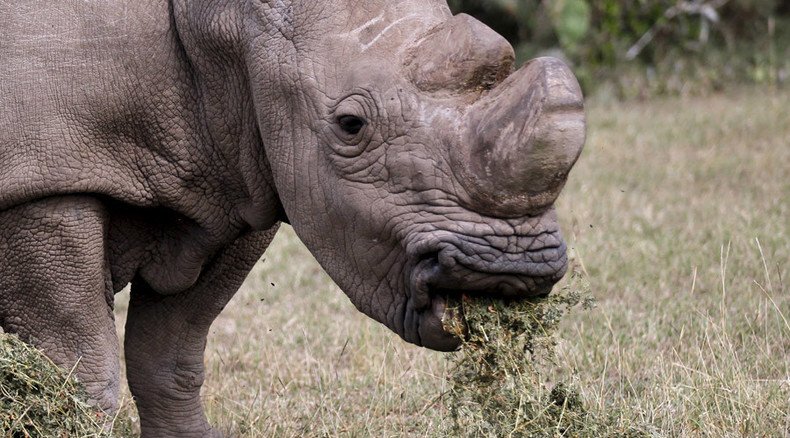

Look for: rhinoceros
[0,0,584,435]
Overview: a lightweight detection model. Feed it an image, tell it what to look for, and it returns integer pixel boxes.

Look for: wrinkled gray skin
[0,0,584,436]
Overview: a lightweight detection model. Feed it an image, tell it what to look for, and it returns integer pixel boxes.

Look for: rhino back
[0,1,260,294]
[0,1,211,213]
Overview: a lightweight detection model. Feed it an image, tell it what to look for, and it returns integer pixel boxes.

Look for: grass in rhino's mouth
[441,268,653,437]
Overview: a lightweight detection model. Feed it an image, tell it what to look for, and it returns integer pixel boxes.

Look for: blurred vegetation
[448,0,790,98]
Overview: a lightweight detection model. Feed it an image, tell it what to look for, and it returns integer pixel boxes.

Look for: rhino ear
[405,14,515,93]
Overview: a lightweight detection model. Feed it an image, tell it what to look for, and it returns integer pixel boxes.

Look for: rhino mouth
[401,230,568,351]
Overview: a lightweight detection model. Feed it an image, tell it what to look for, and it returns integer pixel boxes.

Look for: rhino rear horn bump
[405,14,514,93]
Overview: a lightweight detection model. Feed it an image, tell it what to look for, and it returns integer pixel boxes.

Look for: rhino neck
[171,0,285,232]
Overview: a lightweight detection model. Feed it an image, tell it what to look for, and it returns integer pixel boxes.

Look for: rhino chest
[107,206,234,295]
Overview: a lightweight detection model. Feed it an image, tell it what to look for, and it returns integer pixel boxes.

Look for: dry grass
[103,86,787,437]
[0,333,124,437]
[552,87,790,438]
[442,272,620,437]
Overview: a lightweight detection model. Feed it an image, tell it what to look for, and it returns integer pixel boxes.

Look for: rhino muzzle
[410,234,567,302]
[399,209,570,351]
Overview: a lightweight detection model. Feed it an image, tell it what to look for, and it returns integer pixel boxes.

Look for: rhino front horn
[455,57,586,217]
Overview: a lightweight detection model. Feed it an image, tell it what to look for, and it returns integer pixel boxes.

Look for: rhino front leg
[124,225,279,437]
[0,196,119,414]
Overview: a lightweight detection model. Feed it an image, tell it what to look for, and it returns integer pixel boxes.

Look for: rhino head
[244,1,585,350]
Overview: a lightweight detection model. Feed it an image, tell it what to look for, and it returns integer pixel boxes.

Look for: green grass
[113,87,789,437]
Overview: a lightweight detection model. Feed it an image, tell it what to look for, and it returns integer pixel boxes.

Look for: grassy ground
[113,87,789,437]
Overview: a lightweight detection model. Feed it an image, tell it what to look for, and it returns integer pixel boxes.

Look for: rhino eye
[337,115,366,136]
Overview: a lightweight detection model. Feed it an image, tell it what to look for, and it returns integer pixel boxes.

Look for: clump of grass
[0,332,112,437]
[443,271,649,437]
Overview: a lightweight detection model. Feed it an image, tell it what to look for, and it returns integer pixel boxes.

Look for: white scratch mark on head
[359,14,422,52]
[347,11,386,36]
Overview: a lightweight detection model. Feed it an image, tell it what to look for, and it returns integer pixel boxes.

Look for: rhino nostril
[409,254,441,311]
[417,250,440,264]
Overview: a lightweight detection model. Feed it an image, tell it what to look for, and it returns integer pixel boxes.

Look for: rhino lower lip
[414,294,462,351]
